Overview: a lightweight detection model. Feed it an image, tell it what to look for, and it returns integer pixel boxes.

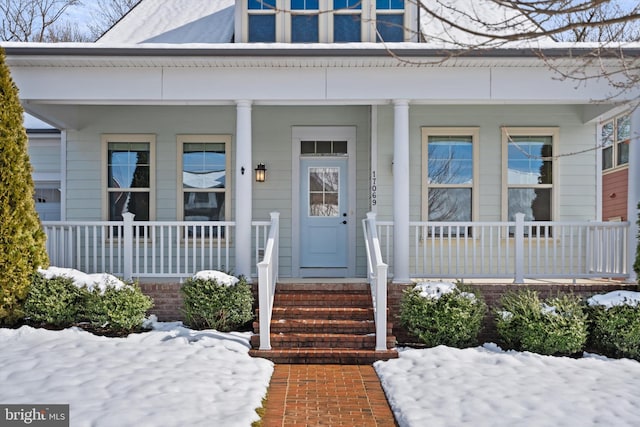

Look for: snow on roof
[98,0,235,44]
[419,0,550,47]
[97,0,543,46]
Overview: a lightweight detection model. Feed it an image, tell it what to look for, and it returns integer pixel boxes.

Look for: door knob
[342,220,347,224]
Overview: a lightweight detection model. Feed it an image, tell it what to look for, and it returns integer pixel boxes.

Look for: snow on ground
[0,318,273,427]
[376,290,640,427]
[376,344,640,427]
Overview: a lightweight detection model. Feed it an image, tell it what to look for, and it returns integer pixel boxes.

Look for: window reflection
[309,167,339,217]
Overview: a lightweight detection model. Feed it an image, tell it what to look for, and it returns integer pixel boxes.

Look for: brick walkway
[260,364,398,426]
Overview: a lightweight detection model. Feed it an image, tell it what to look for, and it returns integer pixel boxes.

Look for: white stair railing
[257,212,280,350]
[363,212,389,351]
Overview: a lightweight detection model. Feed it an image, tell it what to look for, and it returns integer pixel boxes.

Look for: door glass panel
[309,167,339,217]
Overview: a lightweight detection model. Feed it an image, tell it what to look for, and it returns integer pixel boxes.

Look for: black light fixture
[255,163,267,182]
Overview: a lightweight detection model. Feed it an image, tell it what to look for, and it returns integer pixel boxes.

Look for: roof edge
[3,44,640,58]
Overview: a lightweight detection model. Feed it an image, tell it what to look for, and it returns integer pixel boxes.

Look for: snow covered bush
[25,268,153,331]
[399,281,486,348]
[181,271,254,332]
[84,283,153,331]
[587,291,640,360]
[495,290,588,356]
[24,273,83,325]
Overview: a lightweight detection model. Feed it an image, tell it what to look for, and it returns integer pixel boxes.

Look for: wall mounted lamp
[255,163,267,182]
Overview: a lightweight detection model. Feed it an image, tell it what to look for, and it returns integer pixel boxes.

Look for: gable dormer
[235,0,419,43]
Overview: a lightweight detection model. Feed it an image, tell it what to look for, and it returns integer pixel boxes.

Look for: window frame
[177,134,232,225]
[421,127,480,223]
[241,0,415,42]
[501,127,558,223]
[601,112,631,173]
[101,134,156,222]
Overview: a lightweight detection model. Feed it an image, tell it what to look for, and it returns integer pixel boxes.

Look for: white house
[3,0,640,360]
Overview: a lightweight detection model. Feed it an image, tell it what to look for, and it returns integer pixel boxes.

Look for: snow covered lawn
[376,344,640,427]
[0,319,273,427]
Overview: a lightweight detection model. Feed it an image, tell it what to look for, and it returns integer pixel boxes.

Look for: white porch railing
[375,213,630,281]
[42,213,274,280]
[362,212,389,351]
[257,212,280,350]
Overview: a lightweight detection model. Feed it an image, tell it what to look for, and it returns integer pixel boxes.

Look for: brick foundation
[138,282,261,322]
[388,282,639,345]
[139,283,184,321]
[140,281,639,346]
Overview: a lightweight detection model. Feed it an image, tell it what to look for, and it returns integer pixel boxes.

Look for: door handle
[342,220,347,225]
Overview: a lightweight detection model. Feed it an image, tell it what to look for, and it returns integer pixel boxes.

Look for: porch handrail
[362,212,389,351]
[257,212,280,351]
[373,216,629,281]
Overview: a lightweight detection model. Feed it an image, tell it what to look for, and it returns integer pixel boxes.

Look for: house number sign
[371,170,377,206]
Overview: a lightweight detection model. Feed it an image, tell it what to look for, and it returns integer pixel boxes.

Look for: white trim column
[393,100,410,283]
[627,107,640,282]
[235,100,253,279]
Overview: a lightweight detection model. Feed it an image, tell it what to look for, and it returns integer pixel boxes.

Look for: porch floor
[260,364,397,427]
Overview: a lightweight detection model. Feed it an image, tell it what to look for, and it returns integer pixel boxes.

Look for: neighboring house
[25,114,62,221]
[600,110,633,222]
[5,0,639,285]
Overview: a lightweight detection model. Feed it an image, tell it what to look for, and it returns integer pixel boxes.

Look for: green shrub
[85,283,153,331]
[181,275,254,332]
[495,290,588,356]
[399,282,486,348]
[587,294,640,360]
[24,273,84,326]
[24,270,153,332]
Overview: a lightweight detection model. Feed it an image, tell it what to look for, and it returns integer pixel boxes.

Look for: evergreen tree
[0,47,49,325]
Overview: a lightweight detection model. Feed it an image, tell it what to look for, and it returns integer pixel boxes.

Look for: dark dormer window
[376,0,404,42]
[334,0,361,42]
[292,0,319,42]
[248,0,277,42]
[242,0,413,43]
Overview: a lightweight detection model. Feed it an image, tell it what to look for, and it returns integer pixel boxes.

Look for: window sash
[178,135,231,224]
[502,127,557,223]
[422,128,478,223]
[602,113,631,170]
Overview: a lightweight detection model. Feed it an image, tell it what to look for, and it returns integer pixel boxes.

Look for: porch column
[393,100,410,283]
[235,100,253,279]
[627,107,640,282]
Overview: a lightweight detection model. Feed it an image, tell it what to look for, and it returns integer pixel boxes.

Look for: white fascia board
[11,66,164,102]
[162,67,327,100]
[9,61,637,105]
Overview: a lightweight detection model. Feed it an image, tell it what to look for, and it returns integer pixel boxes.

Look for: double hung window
[104,134,155,224]
[502,128,557,227]
[602,113,630,171]
[178,135,231,226]
[422,128,478,230]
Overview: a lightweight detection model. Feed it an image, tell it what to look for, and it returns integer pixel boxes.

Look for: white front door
[300,158,349,269]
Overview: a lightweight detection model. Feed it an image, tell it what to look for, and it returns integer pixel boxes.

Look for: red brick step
[249,283,398,364]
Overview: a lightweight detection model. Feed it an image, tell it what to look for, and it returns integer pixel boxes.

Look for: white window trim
[421,127,480,222]
[501,127,559,222]
[240,0,414,42]
[176,134,232,222]
[601,112,631,173]
[101,134,156,221]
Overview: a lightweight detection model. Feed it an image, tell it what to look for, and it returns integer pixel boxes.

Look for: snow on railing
[363,212,389,351]
[375,214,629,281]
[41,215,273,280]
[257,212,280,350]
